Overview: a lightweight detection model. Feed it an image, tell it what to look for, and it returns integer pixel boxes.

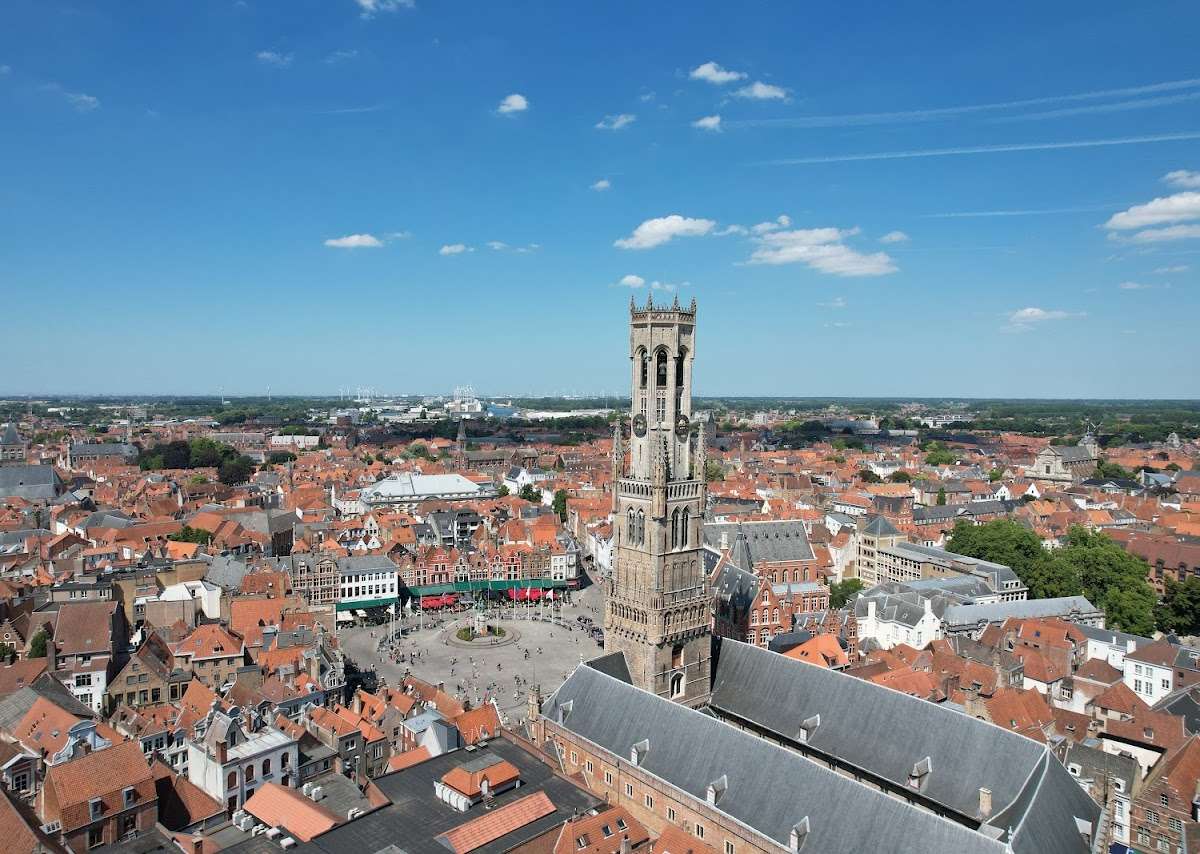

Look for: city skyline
[3,2,1199,397]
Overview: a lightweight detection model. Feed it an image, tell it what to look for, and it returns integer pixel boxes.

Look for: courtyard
[338,573,607,725]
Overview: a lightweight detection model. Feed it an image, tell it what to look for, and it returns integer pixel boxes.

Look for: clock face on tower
[674,413,690,439]
[632,413,647,437]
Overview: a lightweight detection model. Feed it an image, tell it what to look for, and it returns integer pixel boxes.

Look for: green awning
[335,595,398,612]
[405,578,569,597]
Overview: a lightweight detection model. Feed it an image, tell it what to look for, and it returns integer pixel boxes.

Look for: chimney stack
[979,787,992,818]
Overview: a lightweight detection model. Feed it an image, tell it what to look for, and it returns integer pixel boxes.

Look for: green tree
[553,489,569,522]
[497,484,510,497]
[1050,527,1156,635]
[888,470,911,483]
[988,468,1005,482]
[1094,458,1135,480]
[704,459,725,482]
[936,487,947,506]
[858,469,882,484]
[925,443,956,466]
[168,526,213,545]
[518,483,542,504]
[218,455,254,486]
[29,628,49,659]
[947,519,1076,599]
[1157,576,1200,634]
[829,578,865,608]
[267,451,297,464]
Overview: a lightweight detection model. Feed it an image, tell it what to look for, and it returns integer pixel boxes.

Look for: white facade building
[187,709,299,816]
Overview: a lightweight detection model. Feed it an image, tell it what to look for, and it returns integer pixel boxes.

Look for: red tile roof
[438,791,555,854]
[243,782,340,842]
[43,740,155,832]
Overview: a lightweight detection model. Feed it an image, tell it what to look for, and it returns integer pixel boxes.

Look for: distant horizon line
[3,393,1199,404]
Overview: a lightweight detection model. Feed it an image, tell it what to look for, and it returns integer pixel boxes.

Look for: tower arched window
[636,509,645,545]
[637,348,648,389]
[670,508,680,549]
[656,350,668,387]
[627,508,636,543]
[680,507,690,547]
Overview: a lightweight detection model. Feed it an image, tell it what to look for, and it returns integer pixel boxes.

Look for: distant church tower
[605,295,711,706]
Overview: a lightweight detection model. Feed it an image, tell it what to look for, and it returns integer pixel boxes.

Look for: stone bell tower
[605,295,711,706]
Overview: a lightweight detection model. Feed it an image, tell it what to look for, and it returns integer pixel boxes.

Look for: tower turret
[605,299,711,706]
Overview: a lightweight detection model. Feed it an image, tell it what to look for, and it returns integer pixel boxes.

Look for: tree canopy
[830,578,865,608]
[553,489,569,521]
[29,628,49,659]
[1157,576,1200,634]
[168,525,213,545]
[947,520,1156,634]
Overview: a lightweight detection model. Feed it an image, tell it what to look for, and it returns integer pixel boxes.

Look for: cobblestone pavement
[338,574,606,725]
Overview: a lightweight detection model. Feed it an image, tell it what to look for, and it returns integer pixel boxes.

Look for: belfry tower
[605,295,711,705]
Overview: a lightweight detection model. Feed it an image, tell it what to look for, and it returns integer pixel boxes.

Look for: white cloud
[355,0,415,17]
[650,280,685,291]
[256,50,294,68]
[734,81,788,101]
[324,233,383,248]
[1121,224,1200,243]
[825,321,851,329]
[590,179,611,192]
[1104,192,1200,230]
[639,91,656,102]
[1118,281,1151,290]
[689,61,746,85]
[325,49,359,64]
[692,114,722,132]
[486,241,508,251]
[614,215,716,250]
[497,93,528,115]
[1164,169,1200,189]
[879,230,910,244]
[1003,306,1082,332]
[750,215,791,235]
[439,243,472,255]
[618,274,645,288]
[387,231,412,240]
[747,226,897,276]
[715,224,748,236]
[818,296,847,309]
[595,113,636,130]
[0,65,10,75]
[65,92,99,112]
[1154,264,1190,274]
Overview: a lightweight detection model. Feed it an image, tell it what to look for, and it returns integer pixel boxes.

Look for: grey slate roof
[584,651,632,684]
[1062,742,1138,796]
[862,513,900,537]
[1054,445,1097,463]
[0,465,63,501]
[1,423,21,445]
[706,639,1099,854]
[913,504,961,523]
[337,555,397,576]
[702,520,815,564]
[202,554,250,590]
[69,442,136,457]
[546,662,1011,854]
[943,596,1100,630]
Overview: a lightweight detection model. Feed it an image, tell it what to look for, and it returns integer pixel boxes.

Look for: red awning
[419,596,442,609]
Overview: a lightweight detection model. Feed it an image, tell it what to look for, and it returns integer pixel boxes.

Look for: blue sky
[2,1,1199,398]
